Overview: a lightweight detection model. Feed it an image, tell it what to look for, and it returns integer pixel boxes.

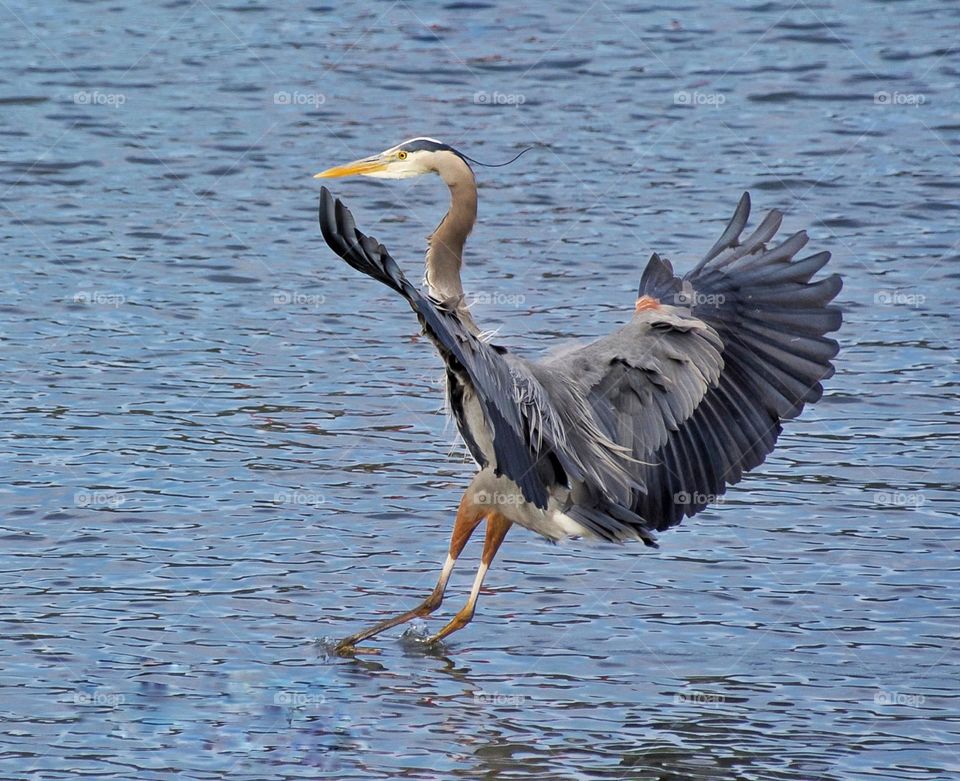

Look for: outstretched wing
[628,192,842,529]
[321,187,841,541]
[544,306,726,470]
[319,188,546,506]
[318,188,634,511]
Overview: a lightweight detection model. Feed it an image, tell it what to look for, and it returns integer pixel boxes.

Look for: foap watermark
[274,690,326,707]
[674,90,726,108]
[73,90,126,108]
[874,690,924,707]
[674,491,725,507]
[273,490,325,509]
[273,290,326,309]
[674,284,725,307]
[474,91,526,107]
[75,489,125,509]
[874,491,925,509]
[274,90,326,108]
[469,290,526,307]
[475,490,524,507]
[72,290,126,307]
[874,289,925,307]
[674,691,726,706]
[74,690,125,707]
[474,691,525,706]
[874,91,926,107]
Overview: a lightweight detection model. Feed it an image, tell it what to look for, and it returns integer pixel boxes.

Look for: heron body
[315,137,842,652]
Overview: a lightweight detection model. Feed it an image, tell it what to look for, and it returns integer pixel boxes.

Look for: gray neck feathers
[425,153,479,334]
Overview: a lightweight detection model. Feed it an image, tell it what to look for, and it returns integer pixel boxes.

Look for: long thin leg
[335,493,487,653]
[427,512,511,645]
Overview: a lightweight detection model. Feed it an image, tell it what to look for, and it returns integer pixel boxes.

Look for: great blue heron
[315,137,842,653]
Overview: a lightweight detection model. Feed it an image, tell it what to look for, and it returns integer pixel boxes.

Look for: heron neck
[426,158,479,334]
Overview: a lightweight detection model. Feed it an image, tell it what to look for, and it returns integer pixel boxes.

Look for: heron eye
[397,151,408,160]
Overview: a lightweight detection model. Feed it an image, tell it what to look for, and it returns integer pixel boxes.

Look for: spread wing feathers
[633,192,842,529]
[318,188,635,511]
[536,312,727,545]
[543,310,726,466]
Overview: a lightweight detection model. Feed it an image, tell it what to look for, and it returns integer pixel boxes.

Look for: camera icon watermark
[74,489,125,509]
[474,691,525,706]
[474,490,523,507]
[274,691,326,707]
[674,491,724,507]
[273,290,326,309]
[874,690,924,707]
[473,91,526,107]
[874,289,925,307]
[73,90,126,108]
[274,91,326,107]
[874,491,925,509]
[674,90,726,108]
[674,283,725,307]
[73,690,125,707]
[874,91,926,107]
[468,290,526,307]
[72,290,126,307]
[273,490,326,509]
[674,691,726,706]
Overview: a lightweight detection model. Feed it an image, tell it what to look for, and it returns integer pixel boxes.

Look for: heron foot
[334,641,381,656]
[424,609,474,646]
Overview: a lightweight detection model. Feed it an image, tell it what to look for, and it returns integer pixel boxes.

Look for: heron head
[313,137,470,181]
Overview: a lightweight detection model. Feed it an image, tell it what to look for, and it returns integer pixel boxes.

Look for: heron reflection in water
[315,137,841,653]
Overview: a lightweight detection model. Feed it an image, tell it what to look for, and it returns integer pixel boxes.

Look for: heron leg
[427,512,511,645]
[335,494,487,653]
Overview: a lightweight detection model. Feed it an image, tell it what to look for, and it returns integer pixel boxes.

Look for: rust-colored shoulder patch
[634,295,661,313]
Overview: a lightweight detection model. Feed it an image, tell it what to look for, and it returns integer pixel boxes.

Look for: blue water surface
[1,2,958,778]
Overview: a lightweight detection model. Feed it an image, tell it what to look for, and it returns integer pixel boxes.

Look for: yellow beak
[313,156,387,179]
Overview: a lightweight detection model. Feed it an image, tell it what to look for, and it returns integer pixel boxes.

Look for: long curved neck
[425,155,479,334]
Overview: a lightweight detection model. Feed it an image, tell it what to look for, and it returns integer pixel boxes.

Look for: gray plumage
[314,138,843,650]
[318,165,841,546]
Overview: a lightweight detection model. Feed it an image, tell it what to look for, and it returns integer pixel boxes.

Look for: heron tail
[637,252,682,302]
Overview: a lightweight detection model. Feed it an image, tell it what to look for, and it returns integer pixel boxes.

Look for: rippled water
[2,1,958,779]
